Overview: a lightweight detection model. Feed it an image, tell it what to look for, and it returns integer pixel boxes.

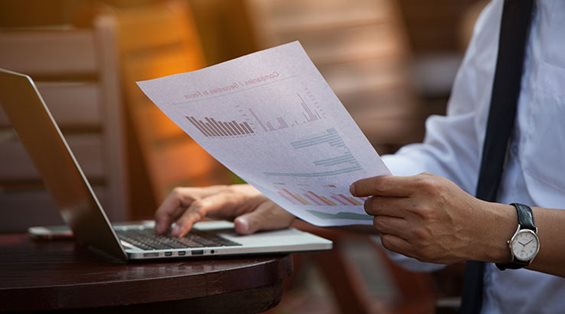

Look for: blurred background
[0,0,487,313]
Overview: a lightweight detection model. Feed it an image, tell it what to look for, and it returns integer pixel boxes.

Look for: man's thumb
[234,212,260,235]
[234,202,295,235]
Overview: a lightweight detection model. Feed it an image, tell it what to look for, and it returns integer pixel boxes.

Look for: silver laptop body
[0,68,332,261]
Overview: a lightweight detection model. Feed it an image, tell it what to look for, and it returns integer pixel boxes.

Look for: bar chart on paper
[276,186,363,206]
[264,128,362,178]
[273,183,372,221]
[185,115,255,137]
[180,87,325,138]
[263,127,372,222]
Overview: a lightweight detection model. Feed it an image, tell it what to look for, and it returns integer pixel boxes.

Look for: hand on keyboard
[154,184,295,237]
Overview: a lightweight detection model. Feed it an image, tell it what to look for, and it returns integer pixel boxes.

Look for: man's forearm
[527,207,565,277]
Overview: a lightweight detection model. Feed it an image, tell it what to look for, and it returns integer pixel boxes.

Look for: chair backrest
[0,19,128,231]
[109,0,231,217]
[246,0,424,152]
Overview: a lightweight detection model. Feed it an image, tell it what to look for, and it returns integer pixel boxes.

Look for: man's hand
[154,184,295,237]
[350,173,514,264]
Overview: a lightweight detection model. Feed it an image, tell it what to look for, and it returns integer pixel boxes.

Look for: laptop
[0,68,332,261]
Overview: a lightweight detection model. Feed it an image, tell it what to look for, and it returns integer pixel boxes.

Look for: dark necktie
[459,0,534,313]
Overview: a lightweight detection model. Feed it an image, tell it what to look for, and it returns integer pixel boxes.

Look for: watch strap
[511,203,536,231]
[497,256,529,270]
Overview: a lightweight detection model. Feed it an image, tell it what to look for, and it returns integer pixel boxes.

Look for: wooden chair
[0,19,128,232]
[246,0,425,153]
[104,0,231,219]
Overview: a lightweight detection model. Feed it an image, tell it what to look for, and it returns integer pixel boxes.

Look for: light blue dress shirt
[381,0,565,313]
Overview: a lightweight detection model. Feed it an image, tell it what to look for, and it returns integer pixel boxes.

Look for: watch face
[511,229,540,261]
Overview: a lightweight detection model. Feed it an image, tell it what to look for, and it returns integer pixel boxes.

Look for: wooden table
[0,233,292,313]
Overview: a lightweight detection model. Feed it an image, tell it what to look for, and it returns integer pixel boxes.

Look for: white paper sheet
[137,42,390,226]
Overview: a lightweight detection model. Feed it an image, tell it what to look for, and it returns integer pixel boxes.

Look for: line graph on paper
[240,87,327,133]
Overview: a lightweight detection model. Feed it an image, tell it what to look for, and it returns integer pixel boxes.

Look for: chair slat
[0,82,102,127]
[0,134,105,180]
[0,31,98,77]
[116,1,201,54]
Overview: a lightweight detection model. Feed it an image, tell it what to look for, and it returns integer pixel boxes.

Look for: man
[155,0,565,312]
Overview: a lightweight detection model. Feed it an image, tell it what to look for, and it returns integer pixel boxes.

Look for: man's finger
[234,202,294,235]
[155,193,190,234]
[350,175,422,197]
[172,209,201,237]
[372,215,408,236]
[154,186,232,234]
[154,188,196,234]
[155,205,187,234]
[172,194,236,237]
[379,233,412,257]
[364,196,413,217]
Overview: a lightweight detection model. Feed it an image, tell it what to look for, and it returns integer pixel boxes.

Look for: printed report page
[137,41,390,226]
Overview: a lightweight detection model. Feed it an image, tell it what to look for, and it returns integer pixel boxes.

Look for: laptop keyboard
[115,228,240,250]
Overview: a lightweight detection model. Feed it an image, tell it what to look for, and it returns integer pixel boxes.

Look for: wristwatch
[496,203,540,270]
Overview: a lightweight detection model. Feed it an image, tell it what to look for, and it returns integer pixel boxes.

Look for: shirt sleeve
[378,1,499,272]
[382,0,500,193]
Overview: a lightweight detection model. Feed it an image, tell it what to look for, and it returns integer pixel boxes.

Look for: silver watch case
[508,226,540,264]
